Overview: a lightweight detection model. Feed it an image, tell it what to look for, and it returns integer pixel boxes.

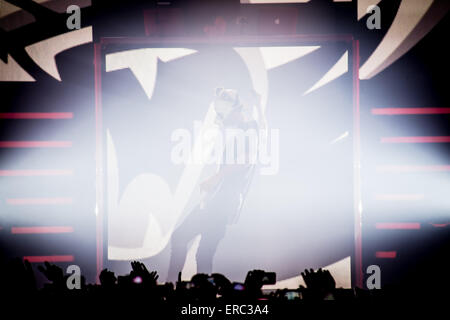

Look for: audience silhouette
[0,258,389,303]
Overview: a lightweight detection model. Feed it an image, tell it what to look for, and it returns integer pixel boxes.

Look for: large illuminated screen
[101,39,356,287]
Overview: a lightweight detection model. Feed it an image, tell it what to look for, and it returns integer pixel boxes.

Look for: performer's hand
[250,89,262,105]
[199,180,210,192]
[250,89,268,132]
[200,175,220,192]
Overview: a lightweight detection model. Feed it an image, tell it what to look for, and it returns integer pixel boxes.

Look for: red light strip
[372,108,450,115]
[6,197,73,205]
[352,40,363,290]
[94,42,104,283]
[376,165,450,173]
[381,136,450,143]
[376,223,421,230]
[0,169,73,176]
[11,226,74,234]
[0,112,73,119]
[0,141,72,148]
[430,223,450,228]
[375,251,397,259]
[24,255,74,263]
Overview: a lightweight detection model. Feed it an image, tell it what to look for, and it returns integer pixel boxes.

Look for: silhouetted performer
[168,88,262,281]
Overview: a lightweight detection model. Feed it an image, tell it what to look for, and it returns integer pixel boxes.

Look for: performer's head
[213,87,243,126]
